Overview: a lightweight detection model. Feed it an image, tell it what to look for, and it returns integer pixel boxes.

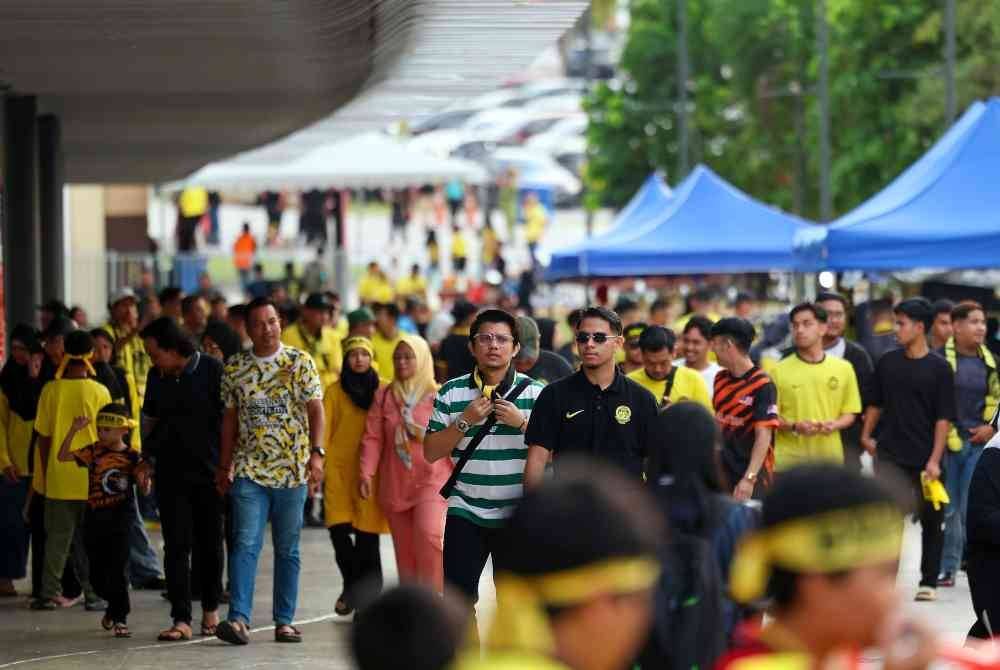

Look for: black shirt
[438,332,476,380]
[142,352,224,485]
[869,348,956,469]
[525,369,658,478]
[524,350,575,386]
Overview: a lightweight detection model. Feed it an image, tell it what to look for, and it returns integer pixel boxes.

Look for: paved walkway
[0,519,976,669]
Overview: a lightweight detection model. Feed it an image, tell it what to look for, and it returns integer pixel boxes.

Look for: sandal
[101,615,113,631]
[200,620,218,637]
[113,623,131,639]
[157,624,193,642]
[215,620,250,646]
[274,624,302,643]
[334,594,353,616]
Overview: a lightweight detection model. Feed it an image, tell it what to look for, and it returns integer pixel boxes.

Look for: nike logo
[565,410,585,419]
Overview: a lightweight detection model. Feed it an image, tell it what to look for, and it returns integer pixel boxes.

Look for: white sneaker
[914,586,936,602]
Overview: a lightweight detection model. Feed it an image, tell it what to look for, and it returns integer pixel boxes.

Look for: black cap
[451,299,478,322]
[303,293,333,311]
[65,329,95,356]
[710,317,755,351]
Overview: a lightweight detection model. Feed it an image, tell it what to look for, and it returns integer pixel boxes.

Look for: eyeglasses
[576,331,616,345]
[473,333,513,346]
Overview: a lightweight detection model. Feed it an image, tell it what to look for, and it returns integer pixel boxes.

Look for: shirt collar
[183,351,201,375]
[572,368,626,394]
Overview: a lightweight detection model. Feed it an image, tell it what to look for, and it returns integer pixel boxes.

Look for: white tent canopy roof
[164,132,487,193]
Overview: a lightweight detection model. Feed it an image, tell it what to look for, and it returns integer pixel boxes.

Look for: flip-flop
[334,595,353,616]
[157,625,193,642]
[200,621,218,637]
[101,615,113,631]
[113,623,131,639]
[215,620,250,646]
[274,625,302,643]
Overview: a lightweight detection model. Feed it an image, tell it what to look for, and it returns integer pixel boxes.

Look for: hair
[69,305,86,320]
[64,330,95,357]
[650,297,670,314]
[140,317,197,357]
[228,304,248,322]
[536,317,557,351]
[202,320,243,361]
[373,302,400,320]
[710,317,755,353]
[181,295,204,315]
[242,222,251,233]
[90,328,115,348]
[577,306,624,336]
[158,286,183,305]
[894,297,934,332]
[566,308,585,330]
[932,298,955,317]
[683,315,715,340]
[613,296,639,316]
[761,465,905,608]
[734,292,755,305]
[351,585,465,670]
[210,294,227,307]
[470,308,519,345]
[245,297,277,324]
[952,300,985,323]
[789,302,828,323]
[638,325,675,353]
[815,291,848,310]
[98,402,130,419]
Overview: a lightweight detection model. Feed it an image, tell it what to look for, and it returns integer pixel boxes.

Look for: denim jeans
[127,490,164,584]
[942,439,984,575]
[227,477,307,626]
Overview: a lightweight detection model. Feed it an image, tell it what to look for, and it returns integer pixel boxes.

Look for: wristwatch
[744,471,757,483]
[310,446,326,458]
[456,418,471,435]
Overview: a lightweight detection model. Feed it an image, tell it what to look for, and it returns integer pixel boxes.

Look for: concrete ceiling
[0,1,587,184]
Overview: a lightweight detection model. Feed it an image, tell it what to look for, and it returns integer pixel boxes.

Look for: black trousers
[328,524,382,610]
[84,505,131,623]
[879,459,944,588]
[29,494,80,599]
[157,477,224,624]
[443,514,508,608]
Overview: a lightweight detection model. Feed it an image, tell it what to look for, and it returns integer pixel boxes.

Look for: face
[93,337,114,364]
[642,347,673,381]
[163,298,183,319]
[575,317,621,370]
[649,307,669,327]
[144,337,187,375]
[211,300,228,322]
[470,321,520,371]
[683,328,710,366]
[931,312,952,343]
[375,310,397,336]
[351,321,376,339]
[45,335,65,365]
[97,426,129,446]
[112,300,138,329]
[625,338,644,366]
[184,299,208,331]
[347,348,372,374]
[801,561,899,650]
[393,343,417,381]
[735,300,754,319]
[248,305,282,352]
[300,307,328,333]
[894,314,924,347]
[571,590,654,670]
[818,300,846,341]
[70,308,88,327]
[10,341,31,366]
[202,336,224,361]
[791,310,826,351]
[227,314,248,341]
[953,310,987,348]
[710,336,738,370]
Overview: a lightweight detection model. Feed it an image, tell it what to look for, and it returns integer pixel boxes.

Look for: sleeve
[359,388,386,480]
[752,380,780,428]
[33,384,53,437]
[852,345,876,408]
[936,360,958,421]
[868,357,885,408]
[426,387,452,435]
[0,392,12,471]
[322,385,339,449]
[524,383,558,452]
[72,445,95,468]
[967,450,1000,545]
[636,387,659,460]
[841,365,863,415]
[296,354,324,404]
[142,369,159,419]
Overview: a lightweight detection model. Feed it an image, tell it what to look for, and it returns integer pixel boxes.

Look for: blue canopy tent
[795,98,1000,270]
[545,171,672,280]
[549,165,812,278]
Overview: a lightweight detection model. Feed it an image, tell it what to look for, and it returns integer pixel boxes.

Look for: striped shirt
[427,372,544,527]
[713,366,779,484]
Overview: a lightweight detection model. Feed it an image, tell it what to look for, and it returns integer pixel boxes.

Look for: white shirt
[676,359,723,399]
[824,337,847,359]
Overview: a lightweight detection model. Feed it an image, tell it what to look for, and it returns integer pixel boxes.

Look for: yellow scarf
[55,351,97,380]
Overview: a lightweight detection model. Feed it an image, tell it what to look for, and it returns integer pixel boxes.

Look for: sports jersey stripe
[716,377,772,415]
[450,447,527,461]
[450,489,521,509]
[447,506,508,528]
[443,397,536,414]
[456,472,524,486]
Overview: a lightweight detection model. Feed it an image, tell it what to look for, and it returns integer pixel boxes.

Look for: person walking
[627,325,712,411]
[680,316,722,398]
[966,413,1000,639]
[360,335,451,592]
[938,301,998,587]
[139,317,225,641]
[214,298,325,646]
[281,293,343,393]
[321,336,389,617]
[860,298,956,602]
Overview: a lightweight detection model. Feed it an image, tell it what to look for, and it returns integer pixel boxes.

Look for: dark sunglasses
[576,331,615,345]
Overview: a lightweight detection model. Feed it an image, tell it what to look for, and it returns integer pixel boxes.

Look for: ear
[467,340,475,357]
[512,342,521,359]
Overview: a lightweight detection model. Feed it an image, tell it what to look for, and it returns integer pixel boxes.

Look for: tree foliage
[585,0,1000,219]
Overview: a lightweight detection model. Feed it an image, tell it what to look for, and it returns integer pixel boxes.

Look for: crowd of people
[3,275,1000,670]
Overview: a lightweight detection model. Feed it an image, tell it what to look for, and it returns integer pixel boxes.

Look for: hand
[28,353,43,379]
[215,463,234,496]
[135,464,153,496]
[71,416,91,432]
[881,616,937,670]
[861,436,878,454]
[307,453,324,496]
[970,424,996,445]
[923,460,941,482]
[819,420,837,435]
[359,476,372,500]
[733,477,754,502]
[460,396,492,425]
[492,399,525,429]
[3,465,19,484]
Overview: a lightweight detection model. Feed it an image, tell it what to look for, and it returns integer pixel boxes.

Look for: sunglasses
[576,331,616,345]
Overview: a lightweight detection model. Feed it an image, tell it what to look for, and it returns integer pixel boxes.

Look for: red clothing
[715,624,860,670]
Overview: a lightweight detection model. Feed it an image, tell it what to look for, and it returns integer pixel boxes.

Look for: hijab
[340,336,380,411]
[390,335,437,469]
[0,325,43,420]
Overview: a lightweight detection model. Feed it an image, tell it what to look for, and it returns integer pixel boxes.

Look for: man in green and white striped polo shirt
[425,309,543,617]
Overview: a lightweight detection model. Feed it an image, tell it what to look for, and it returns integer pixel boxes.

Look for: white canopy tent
[162,132,488,193]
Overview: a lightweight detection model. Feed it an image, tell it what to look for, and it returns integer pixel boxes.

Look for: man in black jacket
[966,407,1000,639]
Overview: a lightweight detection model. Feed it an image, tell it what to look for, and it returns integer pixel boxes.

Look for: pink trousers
[384,500,448,593]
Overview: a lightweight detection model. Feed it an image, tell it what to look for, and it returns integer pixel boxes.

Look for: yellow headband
[96,412,137,429]
[729,503,903,604]
[55,351,96,380]
[484,557,661,655]
[342,336,375,359]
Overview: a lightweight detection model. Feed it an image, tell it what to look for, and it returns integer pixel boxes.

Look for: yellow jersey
[396,275,428,300]
[0,390,34,475]
[281,322,343,393]
[627,366,712,411]
[372,331,405,381]
[358,273,395,305]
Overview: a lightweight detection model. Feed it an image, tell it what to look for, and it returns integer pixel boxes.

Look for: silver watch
[456,418,471,434]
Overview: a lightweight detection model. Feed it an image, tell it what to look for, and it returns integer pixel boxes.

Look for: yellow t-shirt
[627,366,712,411]
[771,354,862,470]
[281,323,343,394]
[372,331,405,381]
[102,322,149,450]
[524,203,547,243]
[34,378,112,501]
[452,232,468,258]
[0,390,34,475]
[358,274,395,305]
[396,275,427,299]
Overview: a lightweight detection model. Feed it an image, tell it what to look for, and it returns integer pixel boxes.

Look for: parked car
[525,114,588,153]
[487,147,582,207]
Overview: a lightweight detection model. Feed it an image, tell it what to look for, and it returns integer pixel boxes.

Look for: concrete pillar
[39,114,65,303]
[3,96,41,329]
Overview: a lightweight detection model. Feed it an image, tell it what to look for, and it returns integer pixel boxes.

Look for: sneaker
[85,598,107,612]
[938,572,956,588]
[915,587,937,602]
[30,598,58,610]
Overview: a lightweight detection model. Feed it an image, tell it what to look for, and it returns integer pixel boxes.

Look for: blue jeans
[227,477,307,626]
[127,490,164,584]
[942,439,984,574]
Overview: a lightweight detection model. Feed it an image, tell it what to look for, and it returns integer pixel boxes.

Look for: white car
[526,114,588,153]
[489,147,582,206]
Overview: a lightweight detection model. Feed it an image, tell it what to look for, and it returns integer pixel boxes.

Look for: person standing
[815,291,875,473]
[930,299,955,351]
[513,316,573,385]
[181,296,209,341]
[140,317,225,641]
[771,303,862,471]
[680,316,722,398]
[322,337,389,617]
[281,293,343,393]
[360,336,451,592]
[424,310,543,620]
[102,288,148,449]
[709,318,779,501]
[214,298,325,646]
[372,303,404,381]
[436,301,478,382]
[938,301,998,587]
[621,322,647,375]
[627,326,712,411]
[860,298,956,602]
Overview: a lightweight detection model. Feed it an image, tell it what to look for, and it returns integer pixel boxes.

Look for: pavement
[0,517,976,669]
